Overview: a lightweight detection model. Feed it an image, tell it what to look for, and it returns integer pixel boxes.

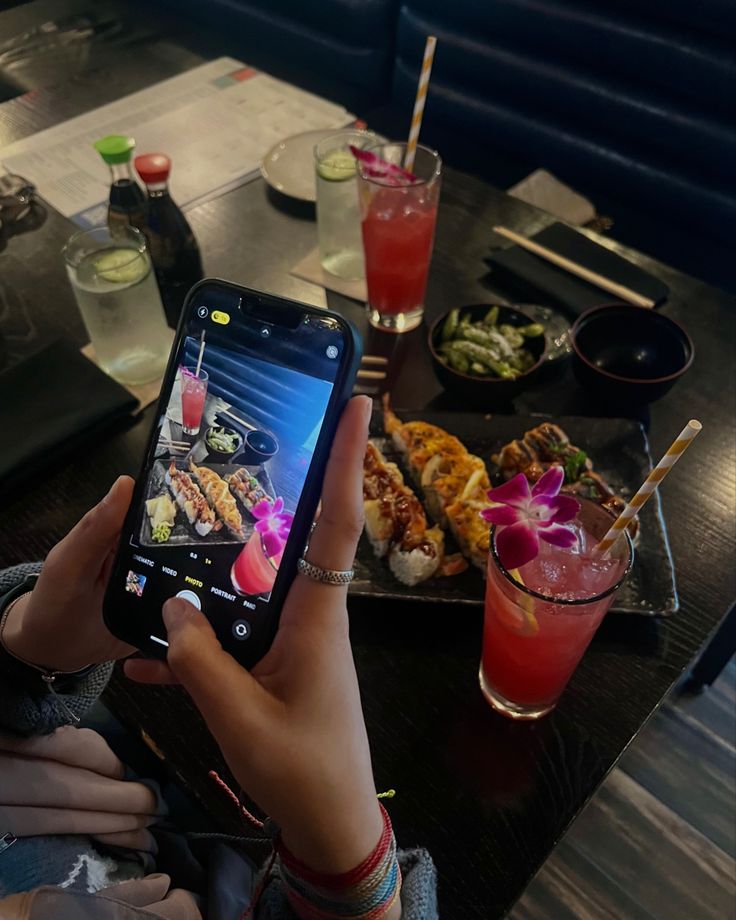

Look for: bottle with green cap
[93,134,147,234]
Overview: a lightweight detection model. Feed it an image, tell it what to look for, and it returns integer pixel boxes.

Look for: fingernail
[359,395,373,424]
[162,597,190,628]
[102,477,123,505]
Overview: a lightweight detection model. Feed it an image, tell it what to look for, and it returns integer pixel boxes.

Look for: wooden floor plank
[675,662,736,747]
[619,696,736,856]
[508,836,656,920]
[509,665,736,919]
[561,770,735,920]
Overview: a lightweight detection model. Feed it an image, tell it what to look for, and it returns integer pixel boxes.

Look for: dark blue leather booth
[150,0,399,108]
[151,0,736,290]
[390,0,736,290]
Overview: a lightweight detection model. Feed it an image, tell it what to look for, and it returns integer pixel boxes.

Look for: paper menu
[0,57,354,226]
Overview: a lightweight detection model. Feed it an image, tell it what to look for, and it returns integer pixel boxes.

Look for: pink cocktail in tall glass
[231,532,283,597]
[180,366,208,436]
[481,498,633,720]
[357,143,441,333]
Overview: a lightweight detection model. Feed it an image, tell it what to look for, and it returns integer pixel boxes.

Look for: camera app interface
[115,299,346,653]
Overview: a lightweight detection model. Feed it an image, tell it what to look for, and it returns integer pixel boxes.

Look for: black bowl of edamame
[428,304,547,405]
[205,425,243,462]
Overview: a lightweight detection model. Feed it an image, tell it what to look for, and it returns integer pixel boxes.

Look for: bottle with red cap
[134,152,203,327]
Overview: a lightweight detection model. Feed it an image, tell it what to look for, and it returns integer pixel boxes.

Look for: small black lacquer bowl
[571,304,693,406]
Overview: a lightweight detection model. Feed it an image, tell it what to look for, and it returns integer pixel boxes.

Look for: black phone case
[103,279,362,667]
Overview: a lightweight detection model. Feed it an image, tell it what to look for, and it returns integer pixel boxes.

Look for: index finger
[306,395,371,568]
[280,395,370,621]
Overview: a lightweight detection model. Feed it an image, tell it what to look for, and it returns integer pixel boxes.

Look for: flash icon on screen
[326,345,338,359]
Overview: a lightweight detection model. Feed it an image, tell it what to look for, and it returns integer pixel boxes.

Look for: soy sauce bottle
[134,153,203,327]
[93,135,147,235]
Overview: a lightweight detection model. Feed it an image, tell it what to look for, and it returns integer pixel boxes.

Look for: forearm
[279,787,385,875]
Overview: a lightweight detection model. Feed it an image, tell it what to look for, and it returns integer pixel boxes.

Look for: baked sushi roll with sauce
[188,459,245,540]
[165,462,219,537]
[382,393,490,525]
[493,423,638,539]
[363,441,445,586]
[226,468,268,512]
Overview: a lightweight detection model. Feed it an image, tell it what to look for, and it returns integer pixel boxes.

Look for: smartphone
[104,280,361,667]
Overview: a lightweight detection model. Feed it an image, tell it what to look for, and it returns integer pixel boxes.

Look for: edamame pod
[441,308,460,342]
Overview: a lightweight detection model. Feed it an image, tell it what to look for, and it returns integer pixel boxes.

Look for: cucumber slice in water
[316,149,356,181]
[94,248,147,284]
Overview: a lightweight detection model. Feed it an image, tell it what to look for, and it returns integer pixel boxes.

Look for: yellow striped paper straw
[596,419,702,555]
[404,35,437,172]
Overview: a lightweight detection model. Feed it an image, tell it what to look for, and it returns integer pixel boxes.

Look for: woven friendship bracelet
[281,837,398,914]
[276,803,401,919]
[280,857,401,920]
[278,803,393,886]
[284,877,401,920]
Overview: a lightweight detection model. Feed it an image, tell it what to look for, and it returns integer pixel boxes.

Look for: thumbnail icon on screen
[125,571,147,597]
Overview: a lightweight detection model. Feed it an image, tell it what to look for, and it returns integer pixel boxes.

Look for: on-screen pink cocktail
[357,143,441,333]
[231,531,283,597]
[481,498,633,720]
[180,366,208,436]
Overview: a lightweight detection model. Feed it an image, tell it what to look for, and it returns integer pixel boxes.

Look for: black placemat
[351,410,678,617]
[0,339,137,494]
[486,223,669,315]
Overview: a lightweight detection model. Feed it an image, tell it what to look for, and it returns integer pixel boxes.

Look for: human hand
[2,477,136,672]
[125,397,384,876]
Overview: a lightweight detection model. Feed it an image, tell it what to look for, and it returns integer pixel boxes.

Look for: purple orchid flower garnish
[480,467,580,570]
[253,496,294,559]
[349,145,418,186]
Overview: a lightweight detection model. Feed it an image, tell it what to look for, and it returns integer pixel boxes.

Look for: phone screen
[105,284,355,664]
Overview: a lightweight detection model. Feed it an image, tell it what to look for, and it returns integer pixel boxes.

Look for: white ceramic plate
[261,128,347,202]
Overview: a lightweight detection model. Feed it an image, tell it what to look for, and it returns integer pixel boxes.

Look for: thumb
[55,476,135,571]
[162,598,271,739]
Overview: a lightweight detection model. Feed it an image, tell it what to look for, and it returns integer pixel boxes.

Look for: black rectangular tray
[140,459,274,548]
[349,411,678,617]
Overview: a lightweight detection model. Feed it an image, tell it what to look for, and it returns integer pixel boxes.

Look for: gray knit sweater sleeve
[0,563,113,736]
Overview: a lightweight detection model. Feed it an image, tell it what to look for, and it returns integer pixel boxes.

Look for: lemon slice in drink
[316,149,356,181]
[499,568,539,637]
[94,248,147,284]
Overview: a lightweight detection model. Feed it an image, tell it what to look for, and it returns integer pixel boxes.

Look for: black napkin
[486,223,669,316]
[0,339,138,493]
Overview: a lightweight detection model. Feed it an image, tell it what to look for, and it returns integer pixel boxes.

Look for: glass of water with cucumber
[314,130,376,280]
[64,225,171,386]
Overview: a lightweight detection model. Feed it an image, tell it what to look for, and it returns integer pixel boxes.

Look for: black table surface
[1,3,735,917]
